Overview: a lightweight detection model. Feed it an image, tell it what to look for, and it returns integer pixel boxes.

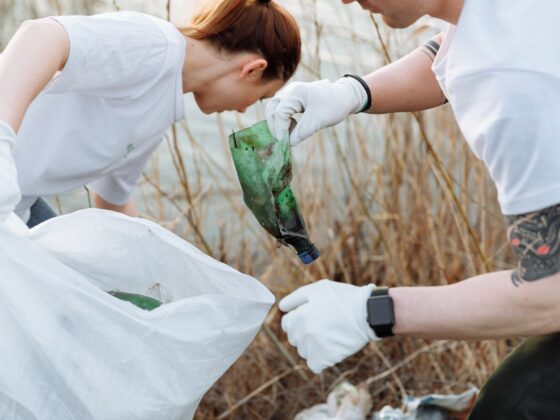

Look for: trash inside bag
[107,291,163,311]
[0,209,274,420]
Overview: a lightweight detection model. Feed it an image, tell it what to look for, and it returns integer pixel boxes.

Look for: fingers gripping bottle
[229,120,320,264]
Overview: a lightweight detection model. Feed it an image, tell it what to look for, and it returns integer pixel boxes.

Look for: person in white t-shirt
[0,0,301,227]
[266,0,560,417]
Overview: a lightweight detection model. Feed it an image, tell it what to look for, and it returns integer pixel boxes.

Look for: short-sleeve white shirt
[12,11,186,220]
[432,0,560,215]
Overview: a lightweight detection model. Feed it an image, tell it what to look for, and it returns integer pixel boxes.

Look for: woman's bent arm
[0,18,69,131]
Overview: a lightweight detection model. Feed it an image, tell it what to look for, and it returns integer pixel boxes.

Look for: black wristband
[343,74,372,113]
[367,287,395,337]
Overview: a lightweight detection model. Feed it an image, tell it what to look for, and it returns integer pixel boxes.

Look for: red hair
[179,0,301,81]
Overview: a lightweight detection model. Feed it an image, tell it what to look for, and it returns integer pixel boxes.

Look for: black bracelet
[343,74,372,113]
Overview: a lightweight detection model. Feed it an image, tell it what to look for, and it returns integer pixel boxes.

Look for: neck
[181,37,231,94]
[429,0,464,24]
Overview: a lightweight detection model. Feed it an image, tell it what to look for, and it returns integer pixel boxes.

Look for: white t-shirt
[432,0,560,215]
[12,11,186,221]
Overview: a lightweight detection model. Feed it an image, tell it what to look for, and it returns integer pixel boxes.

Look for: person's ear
[240,58,268,81]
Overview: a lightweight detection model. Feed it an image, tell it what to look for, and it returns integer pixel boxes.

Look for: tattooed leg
[507,204,560,286]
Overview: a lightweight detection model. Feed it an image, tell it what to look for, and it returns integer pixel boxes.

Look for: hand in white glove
[0,120,21,222]
[265,77,369,146]
[279,279,380,373]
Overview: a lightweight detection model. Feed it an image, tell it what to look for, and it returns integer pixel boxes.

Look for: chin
[198,104,214,115]
[194,95,216,114]
[382,15,415,29]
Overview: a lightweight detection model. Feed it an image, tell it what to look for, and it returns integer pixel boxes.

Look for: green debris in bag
[229,120,320,264]
[108,291,162,311]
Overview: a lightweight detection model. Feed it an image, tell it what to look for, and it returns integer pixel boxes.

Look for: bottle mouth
[297,244,321,264]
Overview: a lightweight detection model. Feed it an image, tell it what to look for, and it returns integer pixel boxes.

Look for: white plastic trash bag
[0,209,274,420]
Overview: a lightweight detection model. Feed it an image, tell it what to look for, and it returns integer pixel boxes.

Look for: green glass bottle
[108,291,162,311]
[229,120,320,264]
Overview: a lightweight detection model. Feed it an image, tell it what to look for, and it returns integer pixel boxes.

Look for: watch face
[367,296,395,327]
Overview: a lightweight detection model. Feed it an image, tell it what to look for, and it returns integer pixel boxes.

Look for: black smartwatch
[366,287,395,338]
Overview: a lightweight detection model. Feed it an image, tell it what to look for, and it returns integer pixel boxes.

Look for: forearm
[94,193,139,217]
[362,36,445,114]
[390,270,560,340]
[0,19,69,131]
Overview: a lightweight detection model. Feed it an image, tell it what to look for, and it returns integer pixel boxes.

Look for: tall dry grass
[3,0,518,418]
[171,6,517,419]
[158,13,516,419]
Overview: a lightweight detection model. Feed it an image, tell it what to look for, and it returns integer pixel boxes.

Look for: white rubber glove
[265,77,369,146]
[279,279,380,374]
[0,120,21,222]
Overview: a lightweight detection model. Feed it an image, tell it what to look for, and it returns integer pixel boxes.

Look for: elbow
[538,305,560,335]
[523,271,560,335]
[541,273,560,333]
[513,304,560,337]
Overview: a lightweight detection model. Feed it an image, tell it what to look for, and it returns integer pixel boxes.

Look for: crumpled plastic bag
[294,382,373,420]
[294,382,478,420]
[0,209,274,420]
[373,387,478,420]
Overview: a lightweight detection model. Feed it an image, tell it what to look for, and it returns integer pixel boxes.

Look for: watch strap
[367,287,395,338]
[370,286,390,298]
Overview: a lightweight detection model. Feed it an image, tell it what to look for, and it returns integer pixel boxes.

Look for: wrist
[366,287,395,338]
[340,75,372,113]
[358,284,379,341]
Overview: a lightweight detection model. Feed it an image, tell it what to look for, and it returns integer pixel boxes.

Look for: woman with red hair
[0,0,301,226]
